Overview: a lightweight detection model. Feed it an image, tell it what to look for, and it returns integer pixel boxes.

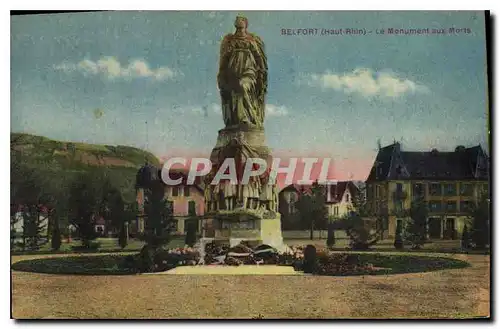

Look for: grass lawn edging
[11,251,471,276]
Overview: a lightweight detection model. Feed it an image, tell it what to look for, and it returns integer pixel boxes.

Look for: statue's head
[234,15,248,29]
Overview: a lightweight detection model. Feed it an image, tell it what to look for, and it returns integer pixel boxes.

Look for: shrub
[335,215,380,250]
[461,224,471,250]
[394,224,404,250]
[120,255,138,272]
[327,224,335,249]
[225,256,243,266]
[314,252,374,276]
[51,220,62,251]
[118,222,128,249]
[253,244,278,264]
[303,245,317,273]
[137,245,155,272]
[184,221,197,247]
[70,241,100,252]
[204,242,229,264]
[405,199,428,249]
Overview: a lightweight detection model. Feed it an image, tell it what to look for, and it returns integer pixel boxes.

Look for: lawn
[10,232,489,319]
[11,251,470,276]
[11,236,186,255]
[12,232,475,256]
[11,252,490,319]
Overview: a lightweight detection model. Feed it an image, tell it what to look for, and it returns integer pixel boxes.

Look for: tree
[296,181,328,240]
[68,170,113,248]
[117,202,138,248]
[326,223,336,249]
[334,185,386,250]
[136,180,174,272]
[22,204,47,251]
[461,224,471,250]
[337,212,380,250]
[404,197,428,249]
[118,221,129,249]
[142,180,174,248]
[105,187,125,230]
[469,192,490,250]
[11,155,48,251]
[51,214,62,251]
[11,205,20,249]
[394,222,404,249]
[185,221,197,247]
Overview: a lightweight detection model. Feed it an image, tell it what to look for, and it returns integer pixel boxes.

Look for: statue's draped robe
[218,33,267,127]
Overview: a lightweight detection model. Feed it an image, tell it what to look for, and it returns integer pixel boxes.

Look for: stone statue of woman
[204,184,213,212]
[223,181,237,210]
[259,183,272,210]
[217,16,268,128]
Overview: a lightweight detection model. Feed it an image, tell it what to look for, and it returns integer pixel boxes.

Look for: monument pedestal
[203,124,285,251]
[208,210,286,251]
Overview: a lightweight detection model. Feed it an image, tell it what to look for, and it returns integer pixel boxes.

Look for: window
[446,200,457,212]
[396,183,403,192]
[345,193,350,202]
[480,184,489,198]
[394,200,403,212]
[460,183,473,196]
[188,200,196,216]
[375,185,380,198]
[429,201,442,213]
[444,183,457,196]
[460,200,472,212]
[429,183,442,196]
[184,186,190,197]
[412,183,425,200]
[172,186,179,197]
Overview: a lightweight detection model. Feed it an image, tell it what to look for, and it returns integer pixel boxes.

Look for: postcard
[10,10,490,319]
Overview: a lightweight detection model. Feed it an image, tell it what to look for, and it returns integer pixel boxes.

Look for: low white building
[324,181,360,219]
[278,181,360,229]
[11,211,49,242]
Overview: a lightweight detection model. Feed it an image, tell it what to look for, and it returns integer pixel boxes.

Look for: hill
[11,132,160,203]
[11,132,159,169]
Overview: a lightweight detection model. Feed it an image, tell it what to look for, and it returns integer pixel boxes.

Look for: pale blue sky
[11,11,489,176]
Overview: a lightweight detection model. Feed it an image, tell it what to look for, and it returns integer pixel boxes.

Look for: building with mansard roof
[365,142,489,239]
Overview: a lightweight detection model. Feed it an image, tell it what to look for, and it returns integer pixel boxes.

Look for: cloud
[266,104,289,117]
[307,68,429,98]
[54,56,180,81]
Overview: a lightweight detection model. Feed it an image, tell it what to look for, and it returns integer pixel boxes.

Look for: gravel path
[11,253,490,319]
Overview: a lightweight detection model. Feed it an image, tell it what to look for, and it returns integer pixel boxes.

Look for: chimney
[326,184,332,202]
[394,142,401,153]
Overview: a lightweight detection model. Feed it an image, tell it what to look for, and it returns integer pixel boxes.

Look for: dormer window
[345,193,350,202]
